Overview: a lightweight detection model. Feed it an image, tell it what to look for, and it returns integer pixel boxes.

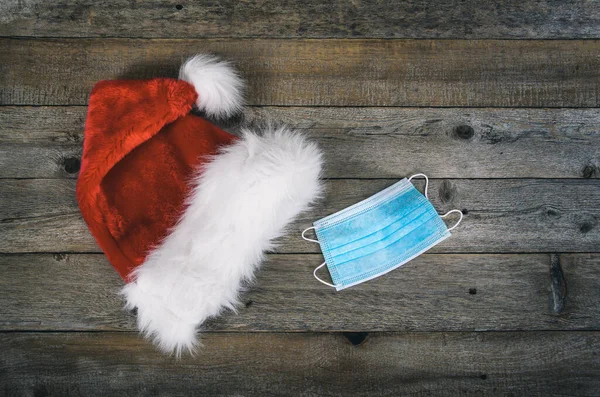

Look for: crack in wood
[550,254,567,314]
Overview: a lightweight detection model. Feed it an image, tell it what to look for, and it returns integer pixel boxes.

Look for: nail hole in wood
[546,208,560,217]
[454,125,474,140]
[175,4,183,10]
[469,288,477,295]
[480,374,488,380]
[245,300,253,308]
[343,332,369,346]
[33,383,49,397]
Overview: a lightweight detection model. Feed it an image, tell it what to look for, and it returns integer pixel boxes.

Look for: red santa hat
[76,54,323,355]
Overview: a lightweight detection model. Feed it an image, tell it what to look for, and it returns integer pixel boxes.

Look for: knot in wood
[63,157,81,174]
[582,164,597,179]
[438,180,457,204]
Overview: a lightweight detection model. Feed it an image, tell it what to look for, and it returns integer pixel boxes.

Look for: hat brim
[120,125,323,356]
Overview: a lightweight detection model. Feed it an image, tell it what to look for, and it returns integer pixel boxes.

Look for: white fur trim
[121,126,323,356]
[178,54,244,118]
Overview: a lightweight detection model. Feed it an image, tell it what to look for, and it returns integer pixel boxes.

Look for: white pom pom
[178,54,244,118]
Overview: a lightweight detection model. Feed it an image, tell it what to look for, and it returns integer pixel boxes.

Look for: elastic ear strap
[441,209,463,231]
[304,228,336,288]
[302,226,319,243]
[408,173,429,199]
[313,262,337,288]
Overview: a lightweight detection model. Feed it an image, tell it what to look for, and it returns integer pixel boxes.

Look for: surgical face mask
[302,174,462,291]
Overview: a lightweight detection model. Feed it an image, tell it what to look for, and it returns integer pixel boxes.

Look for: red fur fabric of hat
[77,55,323,355]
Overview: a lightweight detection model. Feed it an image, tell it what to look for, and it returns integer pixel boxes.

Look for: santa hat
[76,55,323,355]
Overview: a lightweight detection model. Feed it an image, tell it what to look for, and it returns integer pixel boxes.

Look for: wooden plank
[2,38,600,107]
[1,331,599,396]
[2,0,600,39]
[2,106,600,179]
[1,179,598,253]
[1,253,599,332]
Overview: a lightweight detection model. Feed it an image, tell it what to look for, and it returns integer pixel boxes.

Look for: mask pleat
[329,211,443,269]
[315,179,413,227]
[316,187,426,248]
[326,202,431,258]
[314,179,450,290]
[310,176,459,291]
[331,215,449,286]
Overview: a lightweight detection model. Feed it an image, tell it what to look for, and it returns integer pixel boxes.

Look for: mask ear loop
[301,226,319,243]
[441,209,463,231]
[409,174,462,231]
[302,227,337,288]
[313,262,337,288]
[408,173,429,199]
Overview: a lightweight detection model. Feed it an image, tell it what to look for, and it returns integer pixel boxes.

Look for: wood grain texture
[1,0,599,393]
[2,106,600,179]
[1,331,599,396]
[1,179,598,254]
[3,38,600,107]
[2,0,600,39]
[1,253,599,332]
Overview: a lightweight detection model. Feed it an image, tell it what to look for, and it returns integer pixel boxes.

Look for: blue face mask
[302,174,463,291]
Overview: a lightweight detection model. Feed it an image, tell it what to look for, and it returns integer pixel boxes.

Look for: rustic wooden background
[1,1,600,396]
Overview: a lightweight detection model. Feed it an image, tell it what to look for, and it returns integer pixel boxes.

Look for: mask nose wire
[301,226,320,243]
[408,173,429,199]
[441,209,463,231]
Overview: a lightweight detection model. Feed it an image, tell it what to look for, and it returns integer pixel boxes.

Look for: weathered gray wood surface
[2,0,600,39]
[2,106,600,179]
[2,1,600,394]
[2,331,599,396]
[3,38,600,107]
[1,253,598,332]
[1,179,598,253]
